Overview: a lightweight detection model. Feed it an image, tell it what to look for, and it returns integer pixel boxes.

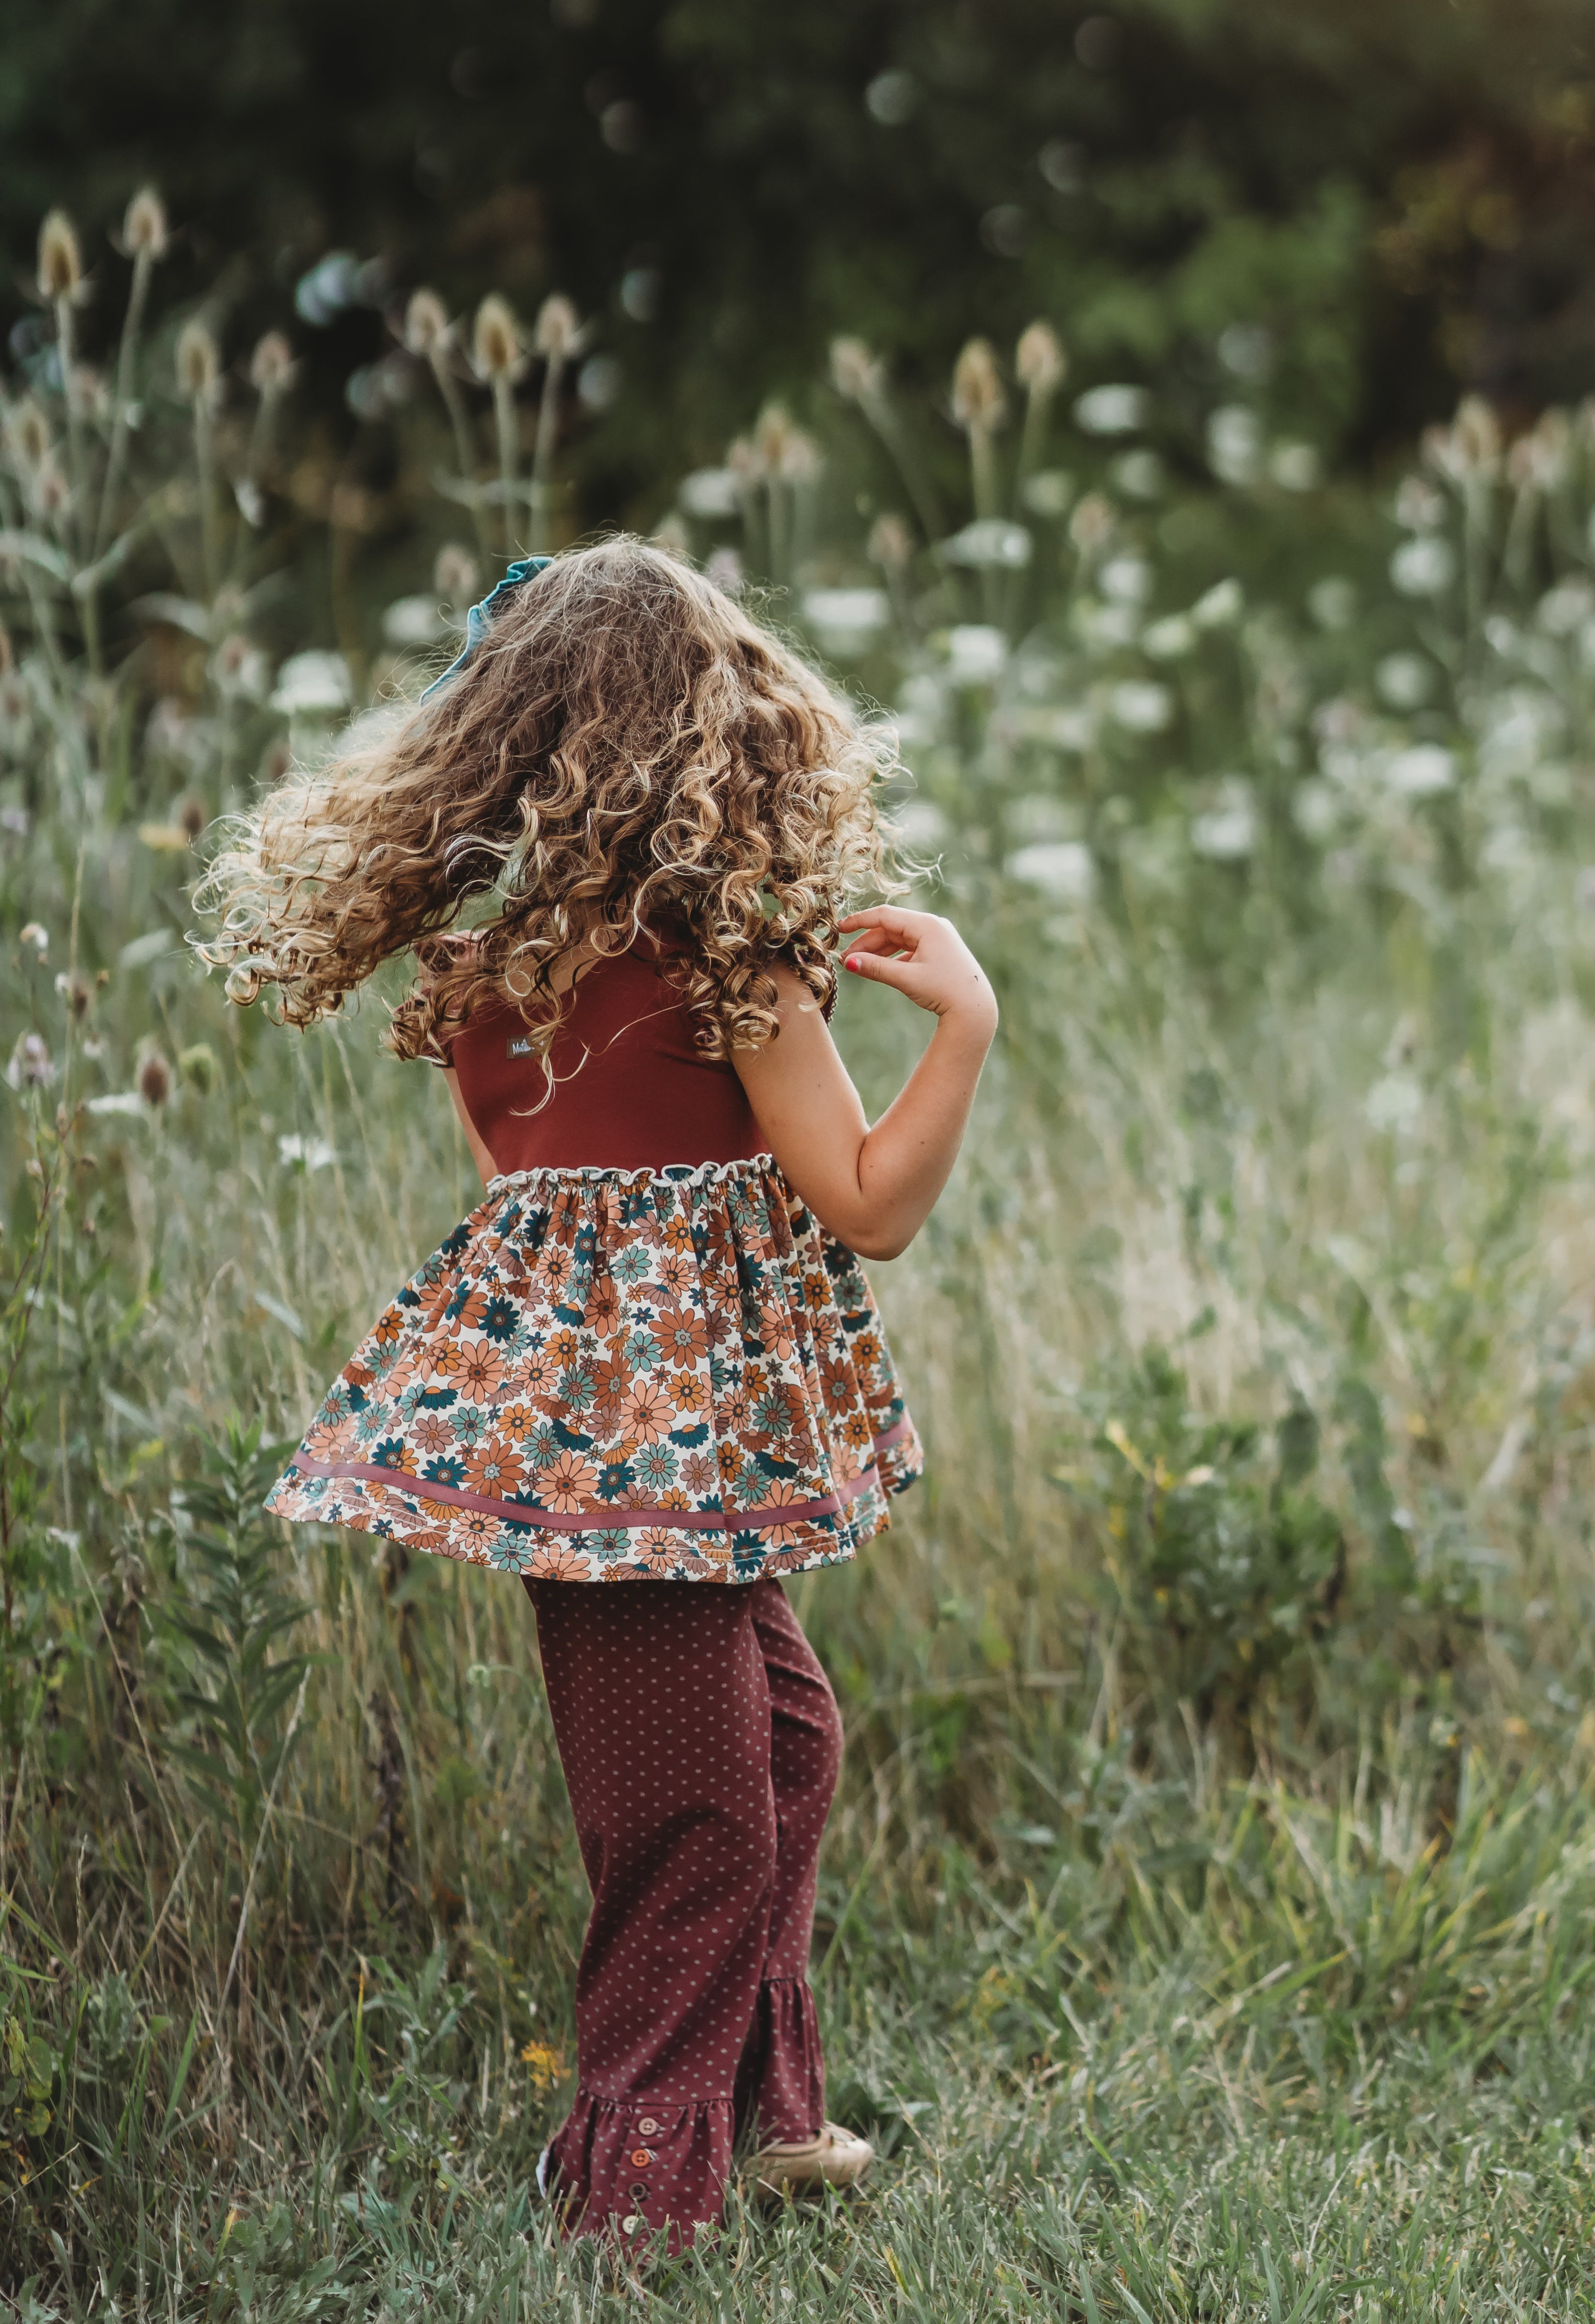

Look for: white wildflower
[1108,681,1174,734]
[1374,653,1434,710]
[1099,556,1152,605]
[382,596,446,648]
[1270,441,1321,492]
[1365,1073,1423,1136]
[1391,536,1456,597]
[1293,780,1339,841]
[1190,781,1256,861]
[1074,384,1148,435]
[941,519,1031,570]
[6,1030,53,1088]
[278,1133,336,1171]
[1111,450,1164,498]
[1207,405,1262,485]
[945,626,1007,685]
[1308,577,1356,631]
[1020,469,1074,517]
[893,800,949,849]
[1191,579,1243,629]
[270,651,351,716]
[1537,581,1594,637]
[1008,840,1095,902]
[677,468,742,519]
[803,587,891,647]
[1142,615,1195,660]
[1385,745,1457,798]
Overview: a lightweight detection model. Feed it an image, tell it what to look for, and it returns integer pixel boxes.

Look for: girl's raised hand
[839,908,997,1031]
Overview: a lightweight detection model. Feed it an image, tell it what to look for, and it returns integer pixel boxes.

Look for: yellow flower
[520,2038,562,2092]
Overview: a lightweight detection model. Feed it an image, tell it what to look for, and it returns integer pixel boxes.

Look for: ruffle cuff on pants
[733,1975,825,2148]
[542,2091,734,2253]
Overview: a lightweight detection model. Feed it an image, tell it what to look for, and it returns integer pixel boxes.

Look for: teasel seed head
[780,428,822,485]
[31,452,70,524]
[1016,321,1066,395]
[434,543,479,604]
[178,1042,219,1095]
[1427,395,1501,485]
[249,330,295,396]
[68,364,110,424]
[868,512,913,572]
[726,434,766,484]
[123,187,169,261]
[473,293,523,381]
[830,336,885,404]
[8,1031,53,1089]
[952,338,1007,433]
[403,288,451,359]
[1508,406,1571,491]
[1454,393,1501,476]
[1068,491,1114,554]
[755,403,794,473]
[176,318,221,404]
[534,293,581,361]
[138,1046,172,1108]
[6,398,52,472]
[54,971,91,1019]
[37,210,83,302]
[177,793,207,843]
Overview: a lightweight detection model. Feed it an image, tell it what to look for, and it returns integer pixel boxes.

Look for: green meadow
[7,187,1595,2316]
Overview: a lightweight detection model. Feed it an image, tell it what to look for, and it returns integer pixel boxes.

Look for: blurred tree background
[2,0,1593,525]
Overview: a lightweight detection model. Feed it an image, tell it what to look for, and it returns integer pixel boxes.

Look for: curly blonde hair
[196,538,896,1063]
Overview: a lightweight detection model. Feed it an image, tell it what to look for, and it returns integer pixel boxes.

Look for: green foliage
[154,1419,316,1854]
[1067,1349,1345,1721]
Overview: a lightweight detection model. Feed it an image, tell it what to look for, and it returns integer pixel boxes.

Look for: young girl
[201,539,996,2251]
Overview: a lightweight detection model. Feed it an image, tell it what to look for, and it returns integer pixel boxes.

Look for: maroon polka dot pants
[523,1575,844,2251]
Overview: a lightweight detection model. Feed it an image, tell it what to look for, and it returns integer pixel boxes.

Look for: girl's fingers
[837,926,914,959]
[839,906,922,936]
[842,949,917,989]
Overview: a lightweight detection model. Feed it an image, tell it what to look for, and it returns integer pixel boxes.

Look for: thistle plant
[93,187,168,562]
[530,294,583,554]
[36,213,84,558]
[472,293,526,558]
[406,288,489,559]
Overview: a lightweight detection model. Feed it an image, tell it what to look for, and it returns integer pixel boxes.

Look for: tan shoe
[750,2121,874,2197]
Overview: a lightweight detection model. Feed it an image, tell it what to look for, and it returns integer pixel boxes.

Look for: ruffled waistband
[485,1152,776,1197]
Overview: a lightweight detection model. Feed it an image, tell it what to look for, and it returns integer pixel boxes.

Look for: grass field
[8,223,1595,2314]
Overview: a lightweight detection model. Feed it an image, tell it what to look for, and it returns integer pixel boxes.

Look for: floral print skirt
[265,1156,922,1583]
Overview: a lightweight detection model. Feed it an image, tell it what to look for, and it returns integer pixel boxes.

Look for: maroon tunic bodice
[446,949,762,1175]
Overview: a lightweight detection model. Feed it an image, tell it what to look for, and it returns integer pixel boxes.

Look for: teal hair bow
[420,554,553,700]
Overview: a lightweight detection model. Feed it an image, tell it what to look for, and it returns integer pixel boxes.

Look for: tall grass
[5,203,1595,2314]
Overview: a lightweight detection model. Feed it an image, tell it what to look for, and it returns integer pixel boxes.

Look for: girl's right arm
[732,907,997,1262]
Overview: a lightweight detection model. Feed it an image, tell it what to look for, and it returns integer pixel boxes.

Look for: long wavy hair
[196,538,896,1065]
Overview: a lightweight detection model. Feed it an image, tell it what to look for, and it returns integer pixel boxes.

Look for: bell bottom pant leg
[732,1580,844,2145]
[524,1575,842,2250]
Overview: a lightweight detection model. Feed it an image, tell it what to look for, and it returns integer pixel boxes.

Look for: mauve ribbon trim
[284,1417,912,1536]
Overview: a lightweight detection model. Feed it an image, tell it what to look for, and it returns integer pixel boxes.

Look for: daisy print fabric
[265,1157,922,1583]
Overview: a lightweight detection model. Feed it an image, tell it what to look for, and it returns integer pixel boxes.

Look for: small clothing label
[507,1035,532,1058]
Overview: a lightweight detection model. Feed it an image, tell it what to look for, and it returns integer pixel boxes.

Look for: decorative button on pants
[525,1575,844,2249]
